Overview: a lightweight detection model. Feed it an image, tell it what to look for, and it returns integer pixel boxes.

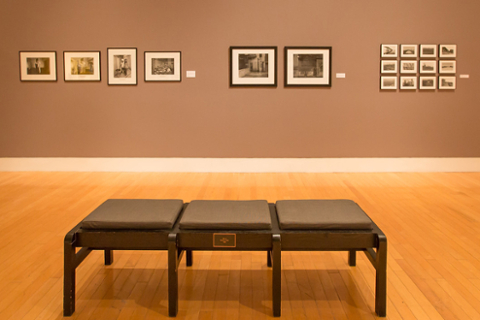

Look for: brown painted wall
[1,0,479,158]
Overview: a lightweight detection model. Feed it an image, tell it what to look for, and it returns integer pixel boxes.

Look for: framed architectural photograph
[380,76,397,90]
[381,44,398,58]
[419,60,436,74]
[439,76,456,89]
[230,46,277,87]
[420,44,437,58]
[107,48,137,85]
[145,51,181,82]
[439,44,456,58]
[400,76,417,89]
[439,60,456,74]
[381,60,397,74]
[400,60,417,74]
[19,51,57,81]
[400,44,418,58]
[419,76,436,90]
[284,47,331,86]
[63,51,100,81]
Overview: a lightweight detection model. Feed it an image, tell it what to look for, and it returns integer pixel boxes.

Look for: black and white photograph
[400,44,418,58]
[420,44,437,58]
[380,76,397,90]
[439,44,457,58]
[381,44,398,58]
[439,76,456,89]
[19,51,57,81]
[64,51,100,81]
[145,51,181,82]
[107,48,137,85]
[419,60,436,74]
[419,76,436,90]
[439,60,456,74]
[284,47,331,86]
[400,60,417,74]
[230,47,277,86]
[400,76,417,89]
[381,60,397,74]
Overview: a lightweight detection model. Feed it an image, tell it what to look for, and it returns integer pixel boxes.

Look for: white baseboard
[1,157,480,172]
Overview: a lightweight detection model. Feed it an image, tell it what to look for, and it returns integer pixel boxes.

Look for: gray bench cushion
[276,200,373,230]
[179,200,272,230]
[81,199,184,230]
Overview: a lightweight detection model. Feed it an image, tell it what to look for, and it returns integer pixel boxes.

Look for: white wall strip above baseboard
[1,157,480,173]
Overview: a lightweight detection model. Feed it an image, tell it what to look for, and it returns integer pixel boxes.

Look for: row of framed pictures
[381,44,456,59]
[19,49,181,84]
[381,76,456,90]
[381,60,456,74]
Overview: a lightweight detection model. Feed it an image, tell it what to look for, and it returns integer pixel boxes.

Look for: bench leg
[186,250,193,267]
[168,234,179,317]
[64,239,76,316]
[375,235,387,317]
[104,250,114,265]
[348,250,356,267]
[267,250,272,267]
[272,234,281,317]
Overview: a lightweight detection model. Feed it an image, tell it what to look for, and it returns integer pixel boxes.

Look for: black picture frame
[229,46,277,87]
[19,51,57,82]
[144,51,182,82]
[107,47,138,85]
[63,51,101,82]
[284,46,332,87]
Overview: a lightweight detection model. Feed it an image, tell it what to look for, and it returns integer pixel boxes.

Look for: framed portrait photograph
[439,60,456,74]
[420,44,437,58]
[381,60,397,74]
[419,76,436,90]
[381,44,398,58]
[438,76,456,89]
[400,76,417,89]
[284,47,331,87]
[230,46,277,87]
[419,60,436,74]
[400,44,418,58]
[107,48,137,85]
[64,51,100,81]
[145,51,181,82]
[439,44,456,58]
[400,60,417,74]
[19,51,57,81]
[380,76,398,90]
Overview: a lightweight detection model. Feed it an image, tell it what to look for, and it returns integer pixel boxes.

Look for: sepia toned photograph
[401,44,418,58]
[439,60,456,74]
[419,60,436,74]
[419,76,436,90]
[400,60,417,74]
[400,76,417,89]
[380,76,397,90]
[439,76,456,89]
[381,44,398,58]
[420,44,437,58]
[64,51,100,81]
[108,48,137,85]
[381,60,397,74]
[285,47,331,86]
[238,53,269,78]
[230,47,277,86]
[145,51,181,82]
[19,51,57,81]
[439,44,456,58]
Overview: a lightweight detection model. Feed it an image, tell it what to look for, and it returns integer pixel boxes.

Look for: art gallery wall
[1,0,479,158]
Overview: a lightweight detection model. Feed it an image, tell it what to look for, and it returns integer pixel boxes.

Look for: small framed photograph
[381,60,397,74]
[419,76,436,90]
[381,44,398,58]
[64,51,101,81]
[420,44,437,58]
[107,48,137,85]
[400,60,417,74]
[230,46,277,87]
[284,47,331,87]
[145,51,181,82]
[400,76,417,89]
[439,44,456,58]
[400,44,418,58]
[419,60,437,74]
[19,51,57,81]
[439,60,456,74]
[439,76,456,89]
[380,76,397,90]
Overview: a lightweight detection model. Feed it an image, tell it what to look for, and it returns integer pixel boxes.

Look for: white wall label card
[186,71,196,78]
[336,73,346,78]
[459,74,469,79]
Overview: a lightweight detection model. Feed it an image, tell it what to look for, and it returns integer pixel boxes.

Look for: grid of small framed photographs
[380,44,457,90]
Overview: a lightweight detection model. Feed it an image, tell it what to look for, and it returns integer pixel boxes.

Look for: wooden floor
[1,172,480,319]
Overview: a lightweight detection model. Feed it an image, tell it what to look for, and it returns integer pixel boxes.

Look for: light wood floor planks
[1,172,480,319]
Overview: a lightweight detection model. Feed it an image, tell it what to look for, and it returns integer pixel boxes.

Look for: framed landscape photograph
[381,60,397,74]
[284,47,331,86]
[439,60,456,74]
[381,44,398,58]
[230,46,277,87]
[419,76,436,90]
[438,76,456,89]
[420,44,437,58]
[380,76,397,90]
[400,44,418,58]
[439,44,456,58]
[400,60,417,74]
[64,51,100,81]
[107,48,137,85]
[145,51,181,82]
[400,76,417,89]
[19,51,57,81]
[419,60,436,74]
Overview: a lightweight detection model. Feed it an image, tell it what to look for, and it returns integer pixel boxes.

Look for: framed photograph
[400,60,417,74]
[380,76,397,90]
[420,44,437,58]
[107,48,137,85]
[419,60,436,74]
[284,47,331,87]
[400,76,417,89]
[439,60,456,74]
[145,51,181,82]
[381,44,398,58]
[19,51,57,81]
[438,76,456,89]
[400,44,418,58]
[439,44,456,58]
[64,51,100,81]
[419,76,436,90]
[230,46,277,87]
[381,60,397,74]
